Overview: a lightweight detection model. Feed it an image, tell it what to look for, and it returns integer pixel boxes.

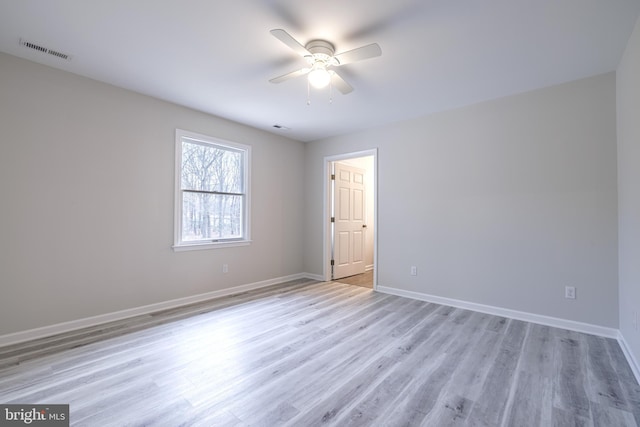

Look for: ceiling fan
[269,29,382,95]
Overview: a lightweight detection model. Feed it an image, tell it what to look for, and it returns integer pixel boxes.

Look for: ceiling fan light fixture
[269,29,382,99]
[308,65,331,89]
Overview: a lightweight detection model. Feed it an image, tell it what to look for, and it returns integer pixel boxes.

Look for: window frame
[173,129,251,251]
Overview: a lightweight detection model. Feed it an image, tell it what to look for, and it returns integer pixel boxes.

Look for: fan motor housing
[305,40,335,58]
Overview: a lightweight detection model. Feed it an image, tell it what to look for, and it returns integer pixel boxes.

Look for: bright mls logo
[1,405,69,426]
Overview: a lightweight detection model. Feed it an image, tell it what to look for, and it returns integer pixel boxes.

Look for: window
[174,129,251,251]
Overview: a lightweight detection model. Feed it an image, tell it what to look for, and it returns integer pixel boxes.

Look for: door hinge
[331,174,335,180]
[330,217,335,223]
[331,259,335,266]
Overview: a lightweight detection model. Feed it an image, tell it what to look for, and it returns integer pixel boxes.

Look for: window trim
[173,129,251,251]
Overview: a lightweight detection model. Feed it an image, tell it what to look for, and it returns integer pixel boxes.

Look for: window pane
[181,140,243,193]
[182,192,243,241]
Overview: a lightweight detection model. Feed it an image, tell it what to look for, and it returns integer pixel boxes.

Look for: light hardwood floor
[335,270,374,289]
[0,279,638,426]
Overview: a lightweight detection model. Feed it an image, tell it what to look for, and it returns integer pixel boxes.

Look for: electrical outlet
[222,264,229,273]
[565,286,576,299]
[410,266,417,276]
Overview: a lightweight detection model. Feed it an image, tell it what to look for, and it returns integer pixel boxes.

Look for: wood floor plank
[465,321,528,426]
[263,300,426,416]
[290,289,388,329]
[438,313,499,403]
[228,297,420,425]
[389,300,439,338]
[384,309,495,426]
[590,401,638,427]
[486,315,510,334]
[286,356,399,426]
[184,301,399,411]
[503,370,553,427]
[386,304,456,361]
[519,323,556,379]
[420,392,474,426]
[552,406,592,426]
[340,308,473,426]
[0,280,638,427]
[553,334,593,420]
[584,334,632,411]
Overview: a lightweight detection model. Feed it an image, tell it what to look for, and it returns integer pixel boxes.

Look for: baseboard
[377,285,619,339]
[304,272,326,281]
[0,273,313,348]
[617,332,640,384]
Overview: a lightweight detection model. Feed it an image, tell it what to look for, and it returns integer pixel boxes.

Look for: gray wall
[0,53,305,335]
[305,73,619,327]
[617,15,640,368]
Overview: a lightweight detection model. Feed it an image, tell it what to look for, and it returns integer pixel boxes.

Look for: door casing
[323,149,378,289]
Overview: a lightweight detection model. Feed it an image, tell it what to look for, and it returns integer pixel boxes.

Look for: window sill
[173,240,252,252]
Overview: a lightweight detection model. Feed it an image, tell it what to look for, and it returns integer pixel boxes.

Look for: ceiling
[1,1,639,142]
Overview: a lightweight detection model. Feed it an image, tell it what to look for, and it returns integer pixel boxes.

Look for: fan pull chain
[329,78,333,104]
[307,79,311,106]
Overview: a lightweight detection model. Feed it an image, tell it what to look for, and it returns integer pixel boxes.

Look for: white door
[332,162,366,280]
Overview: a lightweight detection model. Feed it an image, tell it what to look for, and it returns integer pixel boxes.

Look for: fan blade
[269,68,310,84]
[334,43,382,66]
[270,29,311,57]
[330,71,354,94]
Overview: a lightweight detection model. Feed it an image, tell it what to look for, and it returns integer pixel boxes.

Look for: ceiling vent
[19,38,72,61]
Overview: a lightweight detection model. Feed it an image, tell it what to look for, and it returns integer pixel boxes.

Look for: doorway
[324,149,377,290]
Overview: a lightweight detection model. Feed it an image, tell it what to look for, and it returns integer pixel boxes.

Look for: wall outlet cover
[565,286,576,299]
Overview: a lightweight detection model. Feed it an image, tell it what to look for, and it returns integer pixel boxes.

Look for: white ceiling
[1,1,639,142]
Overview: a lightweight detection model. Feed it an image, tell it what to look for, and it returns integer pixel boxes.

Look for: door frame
[323,149,378,289]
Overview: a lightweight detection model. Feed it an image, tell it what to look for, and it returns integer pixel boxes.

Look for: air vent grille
[19,38,72,61]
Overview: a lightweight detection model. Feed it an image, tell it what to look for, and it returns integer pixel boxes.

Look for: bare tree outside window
[175,131,250,247]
